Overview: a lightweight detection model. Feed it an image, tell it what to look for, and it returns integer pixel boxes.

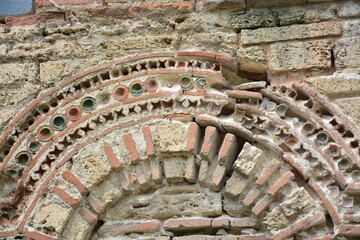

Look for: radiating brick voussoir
[186,122,201,154]
[218,133,238,171]
[200,126,220,161]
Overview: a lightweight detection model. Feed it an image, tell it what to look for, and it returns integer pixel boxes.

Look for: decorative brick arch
[0,51,360,239]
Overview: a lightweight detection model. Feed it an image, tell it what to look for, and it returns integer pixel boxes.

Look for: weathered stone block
[0,44,7,58]
[156,122,185,152]
[233,142,264,176]
[237,46,266,74]
[106,186,222,219]
[0,82,40,107]
[0,63,38,84]
[269,40,332,72]
[72,145,111,186]
[335,97,360,126]
[225,171,247,198]
[247,0,305,8]
[33,203,71,233]
[306,72,360,98]
[338,1,360,18]
[62,212,92,240]
[241,22,341,45]
[335,37,360,68]
[164,157,185,183]
[40,59,97,83]
[196,0,246,12]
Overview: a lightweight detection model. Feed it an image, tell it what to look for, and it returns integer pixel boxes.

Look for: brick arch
[0,51,359,239]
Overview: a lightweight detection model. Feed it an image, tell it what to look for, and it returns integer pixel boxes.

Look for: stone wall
[1,0,360,239]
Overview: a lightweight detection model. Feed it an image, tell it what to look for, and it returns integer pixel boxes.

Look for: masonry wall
[2,0,360,239]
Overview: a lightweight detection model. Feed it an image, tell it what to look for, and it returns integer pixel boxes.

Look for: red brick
[211,217,229,228]
[135,163,150,189]
[78,208,97,226]
[209,164,226,191]
[292,213,325,231]
[142,127,155,156]
[216,54,238,73]
[311,234,333,240]
[62,170,88,195]
[337,225,360,236]
[52,186,79,209]
[150,160,163,184]
[268,171,294,195]
[256,158,281,185]
[0,230,19,238]
[236,104,263,116]
[242,188,260,206]
[345,184,360,194]
[308,180,340,225]
[272,227,294,240]
[201,126,220,161]
[100,220,160,235]
[186,122,201,154]
[230,218,258,229]
[5,13,65,26]
[164,217,211,230]
[226,90,263,100]
[252,195,271,216]
[24,231,57,240]
[239,236,268,240]
[178,51,216,60]
[87,195,105,214]
[218,133,238,170]
[123,133,140,162]
[103,142,122,169]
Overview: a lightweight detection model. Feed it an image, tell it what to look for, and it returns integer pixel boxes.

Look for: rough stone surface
[269,40,333,72]
[33,204,71,233]
[156,123,185,152]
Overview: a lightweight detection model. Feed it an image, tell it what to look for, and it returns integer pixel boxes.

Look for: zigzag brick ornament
[2,1,360,240]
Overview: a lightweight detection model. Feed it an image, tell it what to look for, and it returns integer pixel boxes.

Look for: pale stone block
[338,1,360,18]
[335,97,360,126]
[241,22,342,45]
[62,212,92,240]
[335,37,360,68]
[33,204,71,233]
[233,142,264,176]
[156,123,185,152]
[269,40,332,72]
[237,46,266,73]
[164,157,185,183]
[0,63,37,84]
[247,0,305,8]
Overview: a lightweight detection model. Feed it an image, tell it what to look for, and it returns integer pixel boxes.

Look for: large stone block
[335,37,360,68]
[306,72,360,98]
[0,82,40,107]
[0,63,38,84]
[156,122,185,152]
[33,203,71,233]
[233,142,264,176]
[269,40,332,72]
[62,212,92,240]
[335,97,360,126]
[338,1,360,18]
[241,22,341,45]
[237,46,266,74]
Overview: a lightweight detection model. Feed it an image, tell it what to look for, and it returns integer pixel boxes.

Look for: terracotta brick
[268,171,294,195]
[185,156,197,183]
[186,122,201,154]
[226,90,263,100]
[118,172,132,193]
[211,217,230,228]
[24,231,57,240]
[87,195,105,214]
[201,126,220,161]
[239,236,268,240]
[103,142,122,169]
[242,188,260,206]
[123,133,140,163]
[256,158,281,185]
[164,217,211,230]
[99,220,161,235]
[209,164,227,191]
[272,227,294,240]
[62,170,88,195]
[5,13,65,26]
[230,218,258,229]
[0,230,19,238]
[150,160,163,184]
[78,208,97,226]
[142,127,155,156]
[252,195,271,215]
[292,213,325,231]
[52,186,79,209]
[311,234,333,240]
[218,133,238,171]
[135,163,150,190]
[308,180,340,225]
[337,225,360,236]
